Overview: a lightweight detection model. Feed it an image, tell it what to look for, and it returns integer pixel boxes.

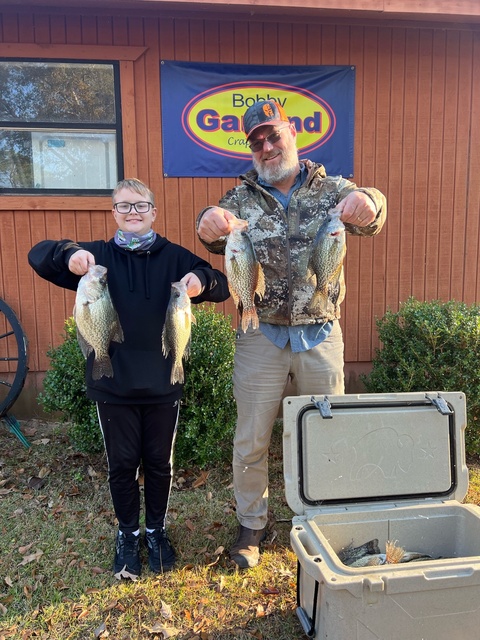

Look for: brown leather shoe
[229,525,266,568]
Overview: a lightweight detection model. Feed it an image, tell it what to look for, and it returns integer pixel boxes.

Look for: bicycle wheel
[0,298,28,417]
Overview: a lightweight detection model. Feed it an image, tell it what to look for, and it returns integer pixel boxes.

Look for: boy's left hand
[181,272,202,297]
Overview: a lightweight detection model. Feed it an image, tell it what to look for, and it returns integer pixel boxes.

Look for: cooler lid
[282,391,468,516]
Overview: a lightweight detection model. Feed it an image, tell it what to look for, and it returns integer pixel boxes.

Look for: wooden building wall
[0,6,479,412]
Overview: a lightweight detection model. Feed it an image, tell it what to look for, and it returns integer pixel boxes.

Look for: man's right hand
[197,207,237,243]
[68,250,95,276]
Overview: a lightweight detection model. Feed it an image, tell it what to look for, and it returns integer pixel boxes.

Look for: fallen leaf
[185,520,195,532]
[205,521,224,532]
[54,580,69,590]
[18,542,33,555]
[214,576,225,593]
[261,587,280,595]
[87,465,98,478]
[135,593,151,606]
[142,621,180,636]
[77,609,90,620]
[192,471,210,489]
[193,616,208,633]
[27,477,45,490]
[206,555,221,567]
[113,566,139,581]
[94,621,108,638]
[18,550,43,566]
[4,576,13,587]
[160,600,172,619]
[32,438,50,445]
[38,467,51,479]
[91,566,106,574]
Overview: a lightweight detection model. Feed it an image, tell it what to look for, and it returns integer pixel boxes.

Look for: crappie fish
[340,539,435,567]
[225,218,265,332]
[338,538,381,565]
[74,264,124,380]
[307,210,346,311]
[162,281,196,385]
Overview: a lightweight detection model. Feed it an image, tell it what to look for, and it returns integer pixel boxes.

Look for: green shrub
[360,297,480,455]
[38,317,102,453]
[176,303,236,468]
[39,304,237,467]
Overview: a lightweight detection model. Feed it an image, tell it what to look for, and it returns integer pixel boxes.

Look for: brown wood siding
[0,9,479,382]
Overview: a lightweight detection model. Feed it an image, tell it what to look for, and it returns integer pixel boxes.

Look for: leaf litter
[0,419,304,639]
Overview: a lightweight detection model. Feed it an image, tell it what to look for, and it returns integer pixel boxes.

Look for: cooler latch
[426,393,453,415]
[311,395,333,419]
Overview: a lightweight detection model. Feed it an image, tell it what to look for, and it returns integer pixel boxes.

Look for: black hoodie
[28,236,230,404]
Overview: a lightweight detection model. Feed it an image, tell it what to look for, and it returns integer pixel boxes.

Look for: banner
[160,61,355,178]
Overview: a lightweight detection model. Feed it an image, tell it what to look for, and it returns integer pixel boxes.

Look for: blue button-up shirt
[257,164,333,353]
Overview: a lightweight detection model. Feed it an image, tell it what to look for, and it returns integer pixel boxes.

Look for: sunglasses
[248,125,291,153]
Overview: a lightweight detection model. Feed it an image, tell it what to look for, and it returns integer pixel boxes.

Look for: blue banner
[160,61,355,178]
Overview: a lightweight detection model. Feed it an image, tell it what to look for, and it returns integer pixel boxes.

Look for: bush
[360,297,480,455]
[38,317,102,453]
[39,304,237,467]
[176,303,236,468]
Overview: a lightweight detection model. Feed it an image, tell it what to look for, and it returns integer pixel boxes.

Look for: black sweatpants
[97,401,179,534]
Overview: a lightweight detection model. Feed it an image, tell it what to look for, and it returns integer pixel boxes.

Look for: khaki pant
[232,320,345,530]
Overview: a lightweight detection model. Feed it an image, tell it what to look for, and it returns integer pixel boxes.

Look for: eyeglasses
[113,201,153,214]
[248,125,291,153]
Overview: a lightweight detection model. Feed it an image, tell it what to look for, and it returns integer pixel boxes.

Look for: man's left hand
[337,191,377,227]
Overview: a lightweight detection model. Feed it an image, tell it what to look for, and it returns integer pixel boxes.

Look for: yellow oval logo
[182,82,336,159]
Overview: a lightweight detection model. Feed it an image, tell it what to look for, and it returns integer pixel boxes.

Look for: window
[0,60,123,194]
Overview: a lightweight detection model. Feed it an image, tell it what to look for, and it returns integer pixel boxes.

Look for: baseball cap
[243,99,290,139]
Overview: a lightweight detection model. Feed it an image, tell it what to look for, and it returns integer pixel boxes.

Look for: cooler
[282,391,480,639]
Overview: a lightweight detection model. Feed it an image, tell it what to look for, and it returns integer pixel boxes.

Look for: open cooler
[283,391,480,639]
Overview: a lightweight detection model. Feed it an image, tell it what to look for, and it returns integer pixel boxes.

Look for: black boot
[229,525,266,568]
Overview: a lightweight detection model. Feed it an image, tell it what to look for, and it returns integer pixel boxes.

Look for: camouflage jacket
[197,160,386,326]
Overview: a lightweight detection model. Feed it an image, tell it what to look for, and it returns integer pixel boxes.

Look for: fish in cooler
[338,538,436,567]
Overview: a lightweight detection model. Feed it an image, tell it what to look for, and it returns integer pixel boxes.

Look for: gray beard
[253,146,299,185]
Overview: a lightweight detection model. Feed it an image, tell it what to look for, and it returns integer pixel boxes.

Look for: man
[196,99,386,568]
